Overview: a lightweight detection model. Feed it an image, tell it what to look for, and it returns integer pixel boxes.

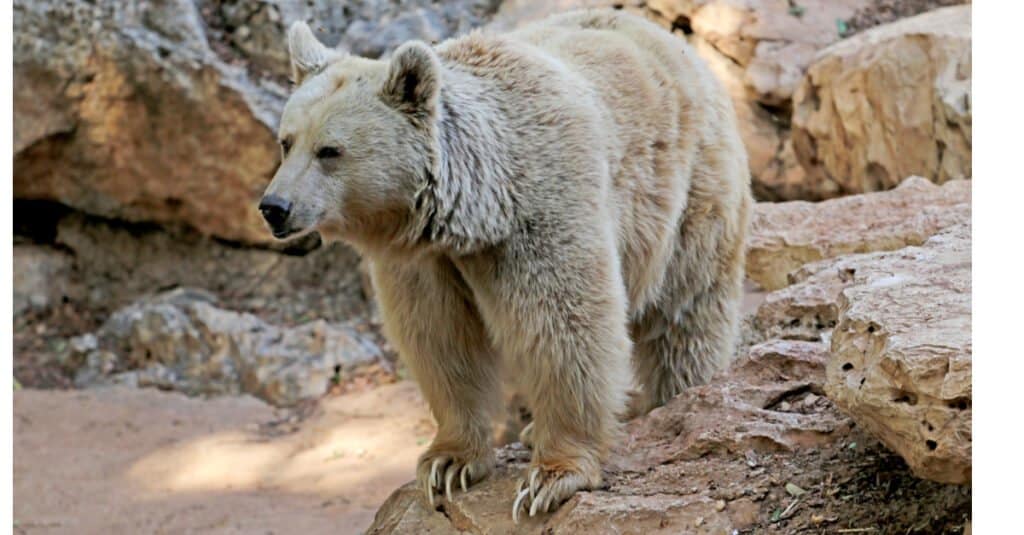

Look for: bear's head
[259,22,442,247]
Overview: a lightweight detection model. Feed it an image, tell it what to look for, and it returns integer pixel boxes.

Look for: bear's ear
[381,41,441,119]
[288,21,344,86]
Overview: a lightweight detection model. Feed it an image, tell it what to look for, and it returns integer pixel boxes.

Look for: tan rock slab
[748,177,970,291]
[826,223,971,484]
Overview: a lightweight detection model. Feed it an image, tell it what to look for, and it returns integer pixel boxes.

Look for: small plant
[836,18,850,37]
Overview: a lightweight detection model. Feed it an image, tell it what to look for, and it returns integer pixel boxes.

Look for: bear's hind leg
[629,186,748,415]
[369,257,500,506]
[630,279,741,415]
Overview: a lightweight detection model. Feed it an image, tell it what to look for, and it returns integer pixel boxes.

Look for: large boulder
[826,223,971,484]
[64,288,383,406]
[748,177,970,291]
[791,5,972,198]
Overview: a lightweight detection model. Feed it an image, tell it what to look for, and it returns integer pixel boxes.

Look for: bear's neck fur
[404,64,518,256]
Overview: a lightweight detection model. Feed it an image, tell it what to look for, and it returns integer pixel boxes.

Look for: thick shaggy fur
[263,10,752,516]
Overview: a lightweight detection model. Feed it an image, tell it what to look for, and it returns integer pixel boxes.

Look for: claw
[512,487,530,524]
[430,457,445,489]
[445,466,456,502]
[460,464,469,493]
[529,489,543,517]
[529,467,540,501]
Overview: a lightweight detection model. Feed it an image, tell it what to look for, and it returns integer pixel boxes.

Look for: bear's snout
[259,195,293,237]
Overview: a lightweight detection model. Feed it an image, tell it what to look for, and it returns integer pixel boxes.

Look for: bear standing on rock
[259,9,752,520]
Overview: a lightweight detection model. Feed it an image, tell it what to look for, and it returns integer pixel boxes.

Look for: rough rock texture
[844,0,969,37]
[203,0,503,75]
[752,179,970,338]
[13,245,75,316]
[488,0,647,31]
[367,339,851,534]
[65,288,383,406]
[826,223,971,484]
[14,0,285,244]
[792,5,972,198]
[748,177,970,291]
[634,339,845,462]
[48,210,369,323]
[753,260,846,342]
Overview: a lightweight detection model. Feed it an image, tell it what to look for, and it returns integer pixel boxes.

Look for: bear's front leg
[458,223,633,521]
[369,257,500,507]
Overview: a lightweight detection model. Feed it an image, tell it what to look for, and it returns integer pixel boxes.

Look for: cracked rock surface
[792,5,972,198]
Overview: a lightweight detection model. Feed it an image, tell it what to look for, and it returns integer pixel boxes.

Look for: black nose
[259,195,292,231]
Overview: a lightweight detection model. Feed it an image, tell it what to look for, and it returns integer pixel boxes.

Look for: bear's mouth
[272,228,300,239]
[272,222,321,241]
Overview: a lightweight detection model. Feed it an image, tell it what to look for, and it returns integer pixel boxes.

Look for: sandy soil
[14,383,435,535]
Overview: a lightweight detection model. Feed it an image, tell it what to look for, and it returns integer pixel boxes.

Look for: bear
[259,9,752,520]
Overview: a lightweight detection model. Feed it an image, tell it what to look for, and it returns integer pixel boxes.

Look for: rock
[791,6,971,198]
[14,0,286,244]
[51,211,369,323]
[752,179,970,343]
[367,339,851,533]
[844,0,969,37]
[13,245,74,315]
[748,177,970,291]
[752,260,845,342]
[67,288,383,406]
[826,223,971,484]
[634,339,846,464]
[208,0,504,76]
[750,177,971,372]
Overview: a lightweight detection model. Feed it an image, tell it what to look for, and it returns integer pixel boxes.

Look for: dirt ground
[14,378,970,535]
[14,284,969,534]
[13,383,435,535]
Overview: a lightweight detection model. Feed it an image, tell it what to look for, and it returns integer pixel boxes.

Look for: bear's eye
[279,138,292,155]
[316,146,343,159]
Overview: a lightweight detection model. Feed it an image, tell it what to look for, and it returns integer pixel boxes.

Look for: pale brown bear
[259,9,752,519]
